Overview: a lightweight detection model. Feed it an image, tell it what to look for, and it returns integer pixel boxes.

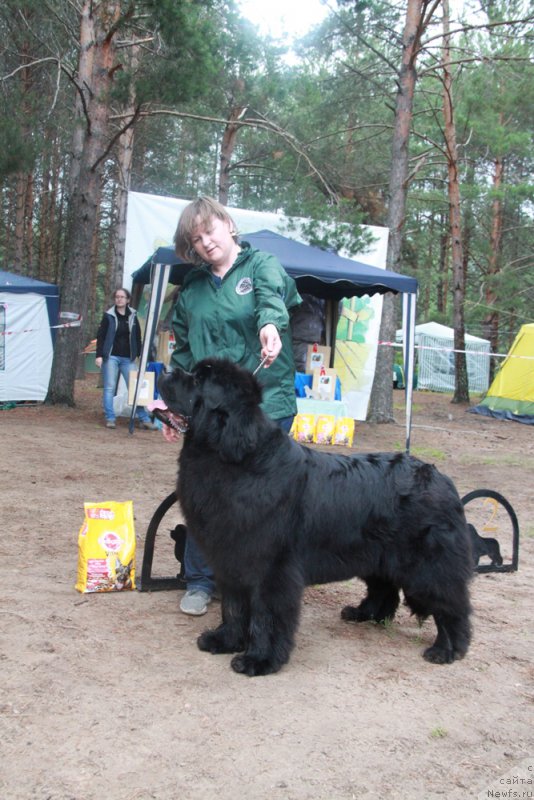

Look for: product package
[333,417,356,447]
[75,500,136,593]
[313,414,336,445]
[293,413,316,443]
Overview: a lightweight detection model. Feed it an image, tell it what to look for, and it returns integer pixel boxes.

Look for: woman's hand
[259,323,282,367]
[95,357,103,368]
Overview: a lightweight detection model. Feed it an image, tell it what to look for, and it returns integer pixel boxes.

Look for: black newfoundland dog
[157,358,473,677]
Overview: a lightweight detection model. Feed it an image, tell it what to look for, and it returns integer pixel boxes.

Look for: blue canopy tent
[129,230,418,449]
[0,270,60,402]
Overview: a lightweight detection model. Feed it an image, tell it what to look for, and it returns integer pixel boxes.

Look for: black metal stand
[138,487,520,591]
[138,491,187,591]
[462,489,520,573]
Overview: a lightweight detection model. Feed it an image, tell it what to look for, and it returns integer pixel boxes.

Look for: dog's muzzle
[150,404,190,434]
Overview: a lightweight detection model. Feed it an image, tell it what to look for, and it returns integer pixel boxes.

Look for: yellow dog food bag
[333,417,356,447]
[76,500,136,593]
[294,413,316,443]
[313,414,336,445]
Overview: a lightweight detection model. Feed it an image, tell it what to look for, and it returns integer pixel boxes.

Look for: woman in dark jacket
[95,288,157,430]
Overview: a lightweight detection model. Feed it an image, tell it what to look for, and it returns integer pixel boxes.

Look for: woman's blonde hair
[173,196,238,265]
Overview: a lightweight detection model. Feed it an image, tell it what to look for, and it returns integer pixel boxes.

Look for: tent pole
[129,263,170,433]
[402,292,417,453]
[324,299,340,368]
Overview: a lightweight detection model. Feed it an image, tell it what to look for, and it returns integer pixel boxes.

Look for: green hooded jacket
[170,242,302,420]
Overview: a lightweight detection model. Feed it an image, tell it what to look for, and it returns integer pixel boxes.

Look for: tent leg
[403,292,417,454]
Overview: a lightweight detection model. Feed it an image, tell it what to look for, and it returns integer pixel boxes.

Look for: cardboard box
[128,370,155,406]
[157,331,176,366]
[305,343,331,372]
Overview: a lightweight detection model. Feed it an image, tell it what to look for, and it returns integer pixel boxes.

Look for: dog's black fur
[158,358,473,676]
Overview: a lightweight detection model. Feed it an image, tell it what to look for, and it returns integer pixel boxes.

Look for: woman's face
[190,215,236,268]
[114,291,129,311]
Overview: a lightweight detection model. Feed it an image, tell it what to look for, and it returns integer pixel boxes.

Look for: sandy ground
[1,373,533,800]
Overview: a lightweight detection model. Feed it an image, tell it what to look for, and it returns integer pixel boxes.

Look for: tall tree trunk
[112,129,135,290]
[483,153,504,380]
[368,0,427,422]
[112,45,140,290]
[24,172,34,272]
[442,0,469,404]
[437,215,449,315]
[218,102,247,205]
[13,173,27,272]
[12,39,34,273]
[47,0,121,405]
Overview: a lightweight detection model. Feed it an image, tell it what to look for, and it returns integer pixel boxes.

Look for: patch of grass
[524,527,534,539]
[459,454,533,469]
[393,402,424,413]
[430,726,448,739]
[411,446,446,461]
[380,617,397,637]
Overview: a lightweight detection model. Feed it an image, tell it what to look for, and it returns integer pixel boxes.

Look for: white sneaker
[180,589,212,616]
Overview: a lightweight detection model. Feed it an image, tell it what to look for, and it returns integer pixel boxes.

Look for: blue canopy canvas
[131,229,417,299]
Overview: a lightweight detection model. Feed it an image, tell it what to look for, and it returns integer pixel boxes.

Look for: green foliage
[286,199,377,257]
[0,118,36,179]
[0,0,532,352]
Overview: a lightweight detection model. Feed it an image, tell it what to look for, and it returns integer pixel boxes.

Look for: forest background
[0,0,532,417]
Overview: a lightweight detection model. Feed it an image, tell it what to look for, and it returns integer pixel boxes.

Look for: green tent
[470,323,534,424]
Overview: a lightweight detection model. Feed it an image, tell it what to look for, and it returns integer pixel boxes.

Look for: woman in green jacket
[165,196,301,615]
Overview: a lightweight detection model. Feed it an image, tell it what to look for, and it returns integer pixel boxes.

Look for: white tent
[396,321,490,393]
[0,270,59,402]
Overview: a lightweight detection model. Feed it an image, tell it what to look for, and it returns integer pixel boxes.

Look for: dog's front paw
[197,628,243,654]
[341,604,372,622]
[423,644,455,664]
[230,653,281,677]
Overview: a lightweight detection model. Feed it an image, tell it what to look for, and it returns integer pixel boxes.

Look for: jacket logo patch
[235,277,253,295]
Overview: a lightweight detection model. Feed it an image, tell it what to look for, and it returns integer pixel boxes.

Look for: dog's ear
[218,410,259,463]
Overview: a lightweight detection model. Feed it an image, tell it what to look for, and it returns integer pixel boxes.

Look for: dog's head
[157,358,264,462]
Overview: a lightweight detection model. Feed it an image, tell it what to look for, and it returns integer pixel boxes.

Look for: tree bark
[483,153,504,380]
[112,46,140,291]
[368,0,426,422]
[442,0,469,404]
[47,0,121,405]
[218,101,247,205]
[437,214,449,315]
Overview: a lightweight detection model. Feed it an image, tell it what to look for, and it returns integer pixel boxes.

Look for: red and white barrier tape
[0,312,82,336]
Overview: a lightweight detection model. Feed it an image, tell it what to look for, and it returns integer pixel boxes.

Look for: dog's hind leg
[341,577,400,624]
[423,612,472,664]
[404,589,472,664]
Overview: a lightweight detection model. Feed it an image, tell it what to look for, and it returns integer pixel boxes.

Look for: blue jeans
[184,414,295,594]
[102,355,150,423]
